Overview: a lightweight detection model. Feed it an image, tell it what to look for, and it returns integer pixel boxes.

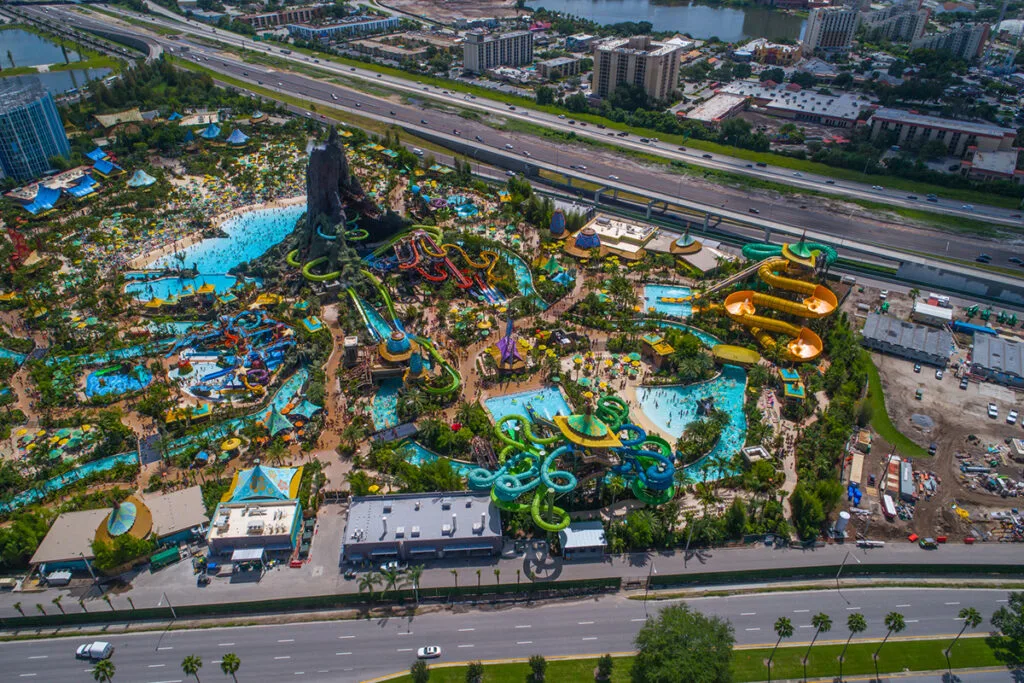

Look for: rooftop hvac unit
[442,523,452,535]
[395,526,405,538]
[411,526,420,537]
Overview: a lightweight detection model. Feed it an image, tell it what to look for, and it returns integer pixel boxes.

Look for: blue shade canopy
[106,501,137,537]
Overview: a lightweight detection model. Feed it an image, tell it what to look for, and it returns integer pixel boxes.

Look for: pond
[528,0,806,42]
[1,28,82,68]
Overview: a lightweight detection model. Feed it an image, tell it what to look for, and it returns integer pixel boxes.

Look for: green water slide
[530,486,570,532]
[742,242,837,265]
[496,413,560,448]
[361,269,399,322]
[286,249,302,268]
[641,434,674,458]
[301,256,342,282]
[413,336,461,396]
[370,224,443,258]
[596,395,629,431]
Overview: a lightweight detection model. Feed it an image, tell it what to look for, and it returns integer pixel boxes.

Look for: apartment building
[861,2,930,42]
[867,108,1017,156]
[462,30,534,74]
[910,23,990,61]
[592,36,683,102]
[240,4,324,29]
[802,7,859,55]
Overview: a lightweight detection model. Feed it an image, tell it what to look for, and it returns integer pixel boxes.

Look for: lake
[528,0,806,42]
[1,28,82,68]
[3,68,114,95]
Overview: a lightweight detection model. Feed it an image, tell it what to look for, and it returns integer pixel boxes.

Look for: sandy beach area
[128,195,305,270]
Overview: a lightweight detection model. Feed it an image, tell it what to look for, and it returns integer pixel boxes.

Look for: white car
[417,646,442,659]
[988,403,999,419]
[1009,410,1019,425]
[934,368,943,380]
[880,290,888,300]
[608,174,619,180]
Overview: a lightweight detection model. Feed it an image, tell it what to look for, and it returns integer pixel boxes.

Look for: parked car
[417,646,442,659]
[1009,409,1019,425]
[928,443,937,455]
[919,538,938,550]
[988,403,999,419]
[959,378,969,390]
[880,290,889,300]
[935,368,944,380]
[914,363,921,373]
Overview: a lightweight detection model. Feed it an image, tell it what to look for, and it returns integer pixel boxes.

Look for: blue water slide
[617,423,646,448]
[201,367,235,382]
[539,445,577,494]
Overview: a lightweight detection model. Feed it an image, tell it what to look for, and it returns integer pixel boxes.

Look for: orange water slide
[723,291,824,360]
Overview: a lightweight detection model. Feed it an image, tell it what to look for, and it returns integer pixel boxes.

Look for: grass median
[866,356,928,457]
[383,636,1005,682]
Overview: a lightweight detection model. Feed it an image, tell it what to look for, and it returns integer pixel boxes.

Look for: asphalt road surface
[2,588,1016,682]
[26,5,1024,268]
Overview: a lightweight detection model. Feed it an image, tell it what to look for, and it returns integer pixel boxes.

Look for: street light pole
[643,560,657,617]
[836,550,861,605]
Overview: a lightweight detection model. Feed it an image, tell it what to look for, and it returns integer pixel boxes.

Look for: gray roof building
[971,334,1023,388]
[861,313,953,366]
[341,492,502,564]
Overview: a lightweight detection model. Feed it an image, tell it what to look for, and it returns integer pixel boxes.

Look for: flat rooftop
[966,150,1020,176]
[207,500,299,543]
[585,214,657,254]
[720,80,871,121]
[30,509,107,565]
[145,485,209,537]
[344,492,500,546]
[862,313,953,359]
[686,93,747,123]
[973,334,1022,377]
[870,107,1016,138]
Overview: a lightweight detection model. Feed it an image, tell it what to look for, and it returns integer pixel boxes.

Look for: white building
[462,30,534,74]
[803,7,860,55]
[862,3,930,42]
[592,36,683,102]
[911,23,990,61]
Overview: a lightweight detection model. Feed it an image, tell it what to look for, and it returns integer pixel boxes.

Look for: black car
[420,119,428,125]
[702,154,712,159]
[976,254,992,263]
[748,208,760,214]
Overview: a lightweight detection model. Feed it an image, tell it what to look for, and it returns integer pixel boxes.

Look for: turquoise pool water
[485,387,571,424]
[0,347,27,365]
[85,365,153,398]
[644,284,693,318]
[399,441,474,478]
[638,364,747,482]
[148,321,206,336]
[48,340,173,367]
[150,203,304,273]
[646,319,721,349]
[372,378,402,431]
[502,251,548,311]
[0,451,139,513]
[125,274,243,302]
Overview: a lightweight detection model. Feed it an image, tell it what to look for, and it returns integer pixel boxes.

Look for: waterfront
[528,0,806,42]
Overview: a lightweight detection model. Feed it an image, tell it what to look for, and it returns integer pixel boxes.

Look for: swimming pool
[147,321,206,336]
[149,203,305,273]
[637,364,747,482]
[485,386,572,424]
[372,378,402,431]
[644,284,693,318]
[502,250,548,311]
[85,365,154,398]
[399,441,474,478]
[48,340,173,368]
[125,274,244,302]
[0,347,27,365]
[0,451,139,513]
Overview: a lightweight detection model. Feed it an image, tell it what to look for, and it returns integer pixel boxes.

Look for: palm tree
[181,655,203,682]
[220,652,241,682]
[450,569,459,592]
[92,658,116,683]
[873,612,906,676]
[380,567,403,601]
[803,612,832,680]
[35,603,45,616]
[103,595,113,611]
[13,602,23,616]
[406,565,424,604]
[839,612,866,681]
[908,288,920,303]
[945,607,982,673]
[358,572,382,601]
[52,596,64,614]
[767,616,794,683]
[493,568,501,591]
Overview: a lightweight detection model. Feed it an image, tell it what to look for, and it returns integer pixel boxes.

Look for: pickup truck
[76,641,114,660]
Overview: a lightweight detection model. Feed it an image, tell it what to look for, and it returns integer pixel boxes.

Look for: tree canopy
[633,605,734,682]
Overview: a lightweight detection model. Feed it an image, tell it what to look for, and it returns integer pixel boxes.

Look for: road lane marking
[458,644,475,648]
[336,652,352,656]
[278,639,295,643]
[905,619,919,623]
[458,628,475,632]
[157,646,174,651]
[799,625,814,629]
[338,635,355,639]
[515,625,531,629]
[740,612,756,616]
[397,648,413,652]
[945,602,961,606]
[149,664,166,668]
[631,618,646,622]
[218,643,235,647]
[582,637,598,641]
[793,609,809,613]
[146,680,183,683]
[517,641,533,645]
[578,621,594,625]
[212,660,222,665]
[294,672,304,675]
[397,632,413,636]
[746,628,761,631]
[19,674,37,678]
[274,656,292,660]
[846,607,861,611]
[896,604,911,608]
[27,656,47,660]
[998,599,1009,603]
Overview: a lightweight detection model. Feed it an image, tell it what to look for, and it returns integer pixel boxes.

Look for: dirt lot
[839,287,1024,543]
[387,0,522,22]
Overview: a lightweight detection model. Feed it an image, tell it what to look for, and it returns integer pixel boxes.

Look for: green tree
[632,605,734,682]
[407,564,424,604]
[181,654,203,682]
[767,616,793,683]
[465,660,484,683]
[789,483,825,540]
[358,571,382,600]
[840,612,867,681]
[992,592,1024,647]
[219,652,240,682]
[92,658,116,683]
[535,86,555,106]
[724,498,747,539]
[873,612,906,675]
[411,659,430,683]
[595,653,614,681]
[946,607,982,672]
[803,613,832,680]
[529,654,547,682]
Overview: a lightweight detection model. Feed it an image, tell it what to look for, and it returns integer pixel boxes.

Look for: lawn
[383,637,1004,682]
[865,356,928,457]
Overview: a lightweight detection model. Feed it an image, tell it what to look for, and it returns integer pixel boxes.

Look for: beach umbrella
[16,429,26,436]
[628,352,642,361]
[604,359,613,367]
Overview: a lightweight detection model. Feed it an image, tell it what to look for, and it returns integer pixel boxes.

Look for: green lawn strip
[382,637,1003,682]
[47,55,122,73]
[79,6,182,36]
[153,24,1021,209]
[172,58,457,159]
[866,356,928,457]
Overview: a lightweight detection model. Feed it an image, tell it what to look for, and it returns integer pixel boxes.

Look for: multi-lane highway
[2,588,1015,682]
[26,3,1022,269]
[77,1,1024,229]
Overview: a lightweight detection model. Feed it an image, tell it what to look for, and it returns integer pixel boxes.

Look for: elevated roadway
[42,1,1024,230]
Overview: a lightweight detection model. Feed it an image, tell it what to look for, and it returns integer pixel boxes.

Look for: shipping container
[899,461,915,502]
[882,494,897,520]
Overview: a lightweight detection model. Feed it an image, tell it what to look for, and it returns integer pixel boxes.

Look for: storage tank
[835,511,851,534]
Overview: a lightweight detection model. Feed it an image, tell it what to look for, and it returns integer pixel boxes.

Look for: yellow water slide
[719,259,837,361]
